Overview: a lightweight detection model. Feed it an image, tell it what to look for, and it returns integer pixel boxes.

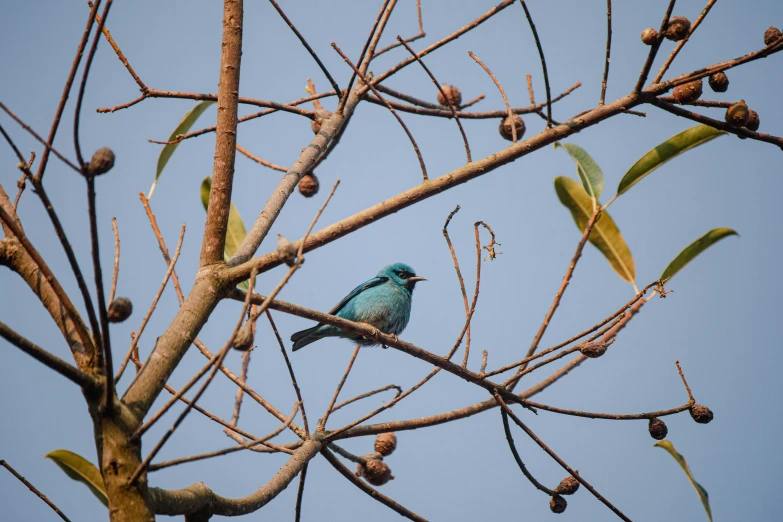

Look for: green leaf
[661,228,738,282]
[555,142,604,200]
[200,176,249,290]
[554,176,635,285]
[617,124,726,196]
[149,100,215,198]
[45,449,108,507]
[655,440,712,521]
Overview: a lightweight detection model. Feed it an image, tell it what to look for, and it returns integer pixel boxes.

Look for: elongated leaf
[661,228,738,281]
[617,125,726,196]
[655,440,712,521]
[149,100,215,198]
[555,142,604,200]
[200,176,249,289]
[45,449,108,507]
[555,176,635,285]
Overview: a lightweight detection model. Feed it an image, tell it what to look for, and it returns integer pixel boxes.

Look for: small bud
[555,475,580,496]
[356,458,394,486]
[107,297,133,323]
[664,16,691,41]
[725,100,750,127]
[648,417,668,440]
[764,26,782,46]
[579,340,608,358]
[549,495,567,514]
[641,28,658,45]
[374,433,397,456]
[232,322,255,352]
[672,79,703,104]
[298,173,319,198]
[745,110,760,131]
[498,115,526,142]
[690,404,713,424]
[437,84,462,108]
[276,233,297,267]
[708,72,729,93]
[87,147,115,176]
[311,109,332,135]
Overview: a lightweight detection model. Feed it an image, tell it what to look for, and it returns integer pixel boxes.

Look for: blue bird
[291,263,426,351]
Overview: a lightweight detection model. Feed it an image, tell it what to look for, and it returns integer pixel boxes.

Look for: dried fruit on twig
[87,147,115,176]
[276,233,296,267]
[745,110,760,131]
[764,26,782,46]
[672,79,703,104]
[648,417,669,440]
[374,433,397,457]
[356,458,394,486]
[232,322,255,352]
[437,84,462,108]
[298,173,319,198]
[311,109,332,134]
[555,475,580,496]
[725,100,750,127]
[708,72,729,93]
[107,297,133,323]
[498,115,526,142]
[690,404,713,424]
[579,340,608,358]
[641,28,658,45]
[664,16,691,41]
[549,495,567,514]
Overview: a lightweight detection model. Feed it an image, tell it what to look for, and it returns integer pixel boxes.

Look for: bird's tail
[290,325,323,351]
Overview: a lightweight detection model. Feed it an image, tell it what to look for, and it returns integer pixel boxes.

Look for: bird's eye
[396,270,408,279]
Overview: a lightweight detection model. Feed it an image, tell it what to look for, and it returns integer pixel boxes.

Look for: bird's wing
[328,276,388,315]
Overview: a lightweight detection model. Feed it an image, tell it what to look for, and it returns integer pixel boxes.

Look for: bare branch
[1,460,72,522]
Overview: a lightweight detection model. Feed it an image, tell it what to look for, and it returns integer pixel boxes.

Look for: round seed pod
[648,417,668,440]
[725,100,750,127]
[87,147,115,176]
[641,28,658,45]
[232,322,255,352]
[579,340,608,358]
[311,109,332,135]
[374,433,397,457]
[555,476,580,496]
[276,233,296,267]
[498,115,526,142]
[107,297,133,323]
[437,84,462,108]
[708,72,729,93]
[549,495,567,514]
[298,173,319,198]
[356,458,394,486]
[690,404,714,424]
[745,110,760,131]
[672,79,703,104]
[764,26,782,46]
[664,16,691,41]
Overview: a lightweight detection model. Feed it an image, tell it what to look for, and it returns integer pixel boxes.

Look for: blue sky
[1,1,782,521]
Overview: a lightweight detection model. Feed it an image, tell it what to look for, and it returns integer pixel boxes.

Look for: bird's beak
[408,276,427,282]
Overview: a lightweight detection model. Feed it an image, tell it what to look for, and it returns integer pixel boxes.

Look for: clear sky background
[1,1,782,521]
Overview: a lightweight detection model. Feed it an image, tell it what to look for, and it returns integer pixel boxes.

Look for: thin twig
[1,460,72,522]
[294,462,308,522]
[89,1,146,90]
[522,398,693,420]
[321,448,428,522]
[468,51,517,142]
[139,193,184,305]
[442,206,471,363]
[634,0,678,93]
[398,37,471,163]
[114,225,185,383]
[236,144,288,172]
[494,393,632,521]
[266,310,309,435]
[332,384,402,413]
[332,43,428,181]
[12,152,35,210]
[459,94,485,109]
[500,410,557,496]
[319,344,361,431]
[109,217,120,305]
[600,0,612,105]
[517,1,552,126]
[676,360,694,403]
[230,350,252,427]
[373,0,425,58]
[652,0,718,84]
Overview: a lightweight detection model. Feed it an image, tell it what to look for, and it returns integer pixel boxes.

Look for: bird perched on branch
[291,263,426,351]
